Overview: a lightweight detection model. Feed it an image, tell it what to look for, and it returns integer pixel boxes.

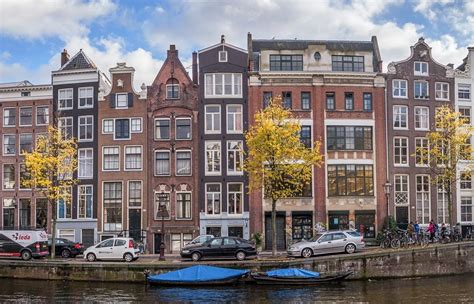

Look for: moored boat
[251,268,352,285]
[146,265,249,286]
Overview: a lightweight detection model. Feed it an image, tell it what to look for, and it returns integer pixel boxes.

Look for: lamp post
[384,180,392,217]
[157,191,169,261]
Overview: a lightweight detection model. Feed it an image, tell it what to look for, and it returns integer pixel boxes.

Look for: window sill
[392,96,408,99]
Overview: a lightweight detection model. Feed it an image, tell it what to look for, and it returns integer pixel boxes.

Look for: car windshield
[309,234,324,242]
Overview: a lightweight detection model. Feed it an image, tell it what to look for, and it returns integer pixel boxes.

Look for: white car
[84,238,139,262]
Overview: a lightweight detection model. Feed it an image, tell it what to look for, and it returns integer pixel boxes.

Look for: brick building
[147,45,200,254]
[98,63,148,243]
[247,34,386,249]
[386,38,454,228]
[0,81,52,230]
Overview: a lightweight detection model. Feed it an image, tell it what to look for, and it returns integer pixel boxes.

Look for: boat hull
[147,275,244,286]
[250,272,352,285]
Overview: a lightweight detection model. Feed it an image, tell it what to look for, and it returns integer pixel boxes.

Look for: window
[171,233,193,252]
[78,148,93,178]
[282,92,292,109]
[393,105,408,129]
[227,141,243,174]
[155,150,170,175]
[125,146,142,170]
[458,84,471,100]
[78,185,93,219]
[416,175,430,224]
[58,88,73,110]
[363,93,372,111]
[437,182,448,224]
[326,93,335,110]
[103,147,120,171]
[176,150,191,176]
[36,106,49,125]
[345,93,354,110]
[3,199,15,229]
[3,134,16,155]
[461,172,472,190]
[176,192,191,219]
[327,164,374,196]
[300,126,312,148]
[166,78,180,99]
[128,181,142,207]
[461,197,473,222]
[227,105,242,133]
[263,92,272,108]
[35,199,48,229]
[204,73,242,97]
[435,82,449,100]
[19,199,31,229]
[326,126,372,150]
[332,55,364,72]
[131,118,142,133]
[3,108,16,126]
[103,182,122,231]
[19,134,32,154]
[79,87,93,108]
[301,92,311,110]
[19,107,32,126]
[58,117,73,139]
[21,91,30,97]
[206,184,221,215]
[155,118,170,140]
[205,141,221,175]
[58,229,75,241]
[415,138,429,166]
[19,164,30,189]
[393,80,408,98]
[219,51,227,62]
[269,55,303,71]
[205,105,221,134]
[414,107,429,130]
[115,93,128,108]
[154,192,170,220]
[228,183,243,214]
[57,187,72,219]
[461,137,471,160]
[394,137,408,166]
[394,175,409,205]
[414,61,428,76]
[459,107,471,124]
[114,119,130,140]
[414,81,429,99]
[78,116,93,141]
[2,164,15,190]
[176,118,191,139]
[103,119,114,134]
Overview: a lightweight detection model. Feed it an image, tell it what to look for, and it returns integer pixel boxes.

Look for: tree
[416,105,473,226]
[22,126,77,258]
[245,99,324,256]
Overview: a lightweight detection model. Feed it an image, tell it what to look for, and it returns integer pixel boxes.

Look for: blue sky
[0,0,473,87]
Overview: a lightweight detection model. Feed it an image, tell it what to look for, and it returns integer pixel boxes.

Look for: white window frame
[154,118,170,140]
[415,137,429,167]
[227,183,243,215]
[35,106,49,126]
[19,133,33,155]
[57,186,73,220]
[205,141,221,175]
[3,107,16,127]
[392,79,408,98]
[394,175,409,206]
[78,115,94,142]
[393,137,409,167]
[416,175,430,224]
[58,229,75,241]
[103,181,124,231]
[461,197,473,223]
[77,185,93,219]
[435,82,449,101]
[58,117,73,139]
[19,107,33,127]
[128,180,143,208]
[218,50,228,62]
[414,106,429,130]
[205,183,221,215]
[102,119,114,134]
[124,145,142,171]
[113,118,131,141]
[154,150,171,176]
[102,146,120,171]
[204,73,242,98]
[58,88,73,110]
[414,80,429,99]
[166,84,180,99]
[154,191,171,220]
[175,117,192,140]
[3,134,16,156]
[393,105,408,130]
[204,105,221,134]
[2,163,16,190]
[175,192,192,220]
[458,84,471,100]
[437,182,448,224]
[176,150,192,176]
[115,93,128,109]
[226,104,243,134]
[459,107,471,125]
[78,87,94,109]
[130,117,142,133]
[227,140,243,175]
[78,148,93,179]
[414,61,428,76]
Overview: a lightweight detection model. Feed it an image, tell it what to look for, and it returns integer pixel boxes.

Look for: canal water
[0,274,472,303]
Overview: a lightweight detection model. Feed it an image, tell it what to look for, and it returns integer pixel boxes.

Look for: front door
[265,213,286,250]
[328,212,349,230]
[82,229,94,248]
[154,233,162,254]
[129,209,141,241]
[396,207,409,230]
[355,213,376,239]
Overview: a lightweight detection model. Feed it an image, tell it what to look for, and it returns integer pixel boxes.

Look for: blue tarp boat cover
[147,265,249,283]
[266,268,320,278]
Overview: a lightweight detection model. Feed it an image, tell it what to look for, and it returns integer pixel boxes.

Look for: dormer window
[116,93,128,108]
[219,51,228,62]
[166,78,179,99]
[414,61,428,76]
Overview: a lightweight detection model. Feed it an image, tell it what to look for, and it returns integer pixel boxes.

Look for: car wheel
[61,249,71,259]
[191,252,201,262]
[301,248,313,258]
[345,243,356,254]
[21,250,32,261]
[236,251,246,261]
[124,253,133,262]
[86,253,96,262]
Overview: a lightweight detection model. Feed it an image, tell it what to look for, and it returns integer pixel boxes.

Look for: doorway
[396,206,409,230]
[265,212,286,250]
[153,233,162,254]
[129,209,141,241]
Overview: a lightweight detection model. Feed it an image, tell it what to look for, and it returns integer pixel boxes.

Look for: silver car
[287,230,365,258]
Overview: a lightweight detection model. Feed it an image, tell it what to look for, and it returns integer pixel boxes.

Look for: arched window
[166,78,179,99]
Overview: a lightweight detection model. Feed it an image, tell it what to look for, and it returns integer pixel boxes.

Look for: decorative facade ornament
[455,62,471,78]
[419,50,428,58]
[117,79,123,88]
[387,62,396,74]
[445,65,455,78]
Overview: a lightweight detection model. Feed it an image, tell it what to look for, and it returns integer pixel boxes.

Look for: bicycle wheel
[391,239,401,249]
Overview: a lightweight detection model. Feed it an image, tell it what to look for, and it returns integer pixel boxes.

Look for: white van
[0,230,49,260]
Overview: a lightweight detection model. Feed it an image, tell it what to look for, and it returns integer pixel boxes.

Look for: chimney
[247,32,253,71]
[192,51,198,85]
[221,35,225,44]
[167,44,178,58]
[61,49,69,67]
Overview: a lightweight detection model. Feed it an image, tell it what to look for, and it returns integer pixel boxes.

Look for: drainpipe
[384,83,390,218]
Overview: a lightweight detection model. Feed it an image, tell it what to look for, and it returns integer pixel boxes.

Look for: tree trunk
[271,198,277,257]
[447,187,453,227]
[50,199,56,259]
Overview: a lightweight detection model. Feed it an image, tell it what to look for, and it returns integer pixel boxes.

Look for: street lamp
[383,180,392,217]
[157,191,169,261]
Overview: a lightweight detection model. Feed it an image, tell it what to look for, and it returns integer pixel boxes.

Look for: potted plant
[251,232,263,252]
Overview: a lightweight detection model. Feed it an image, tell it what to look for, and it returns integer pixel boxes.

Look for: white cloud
[0,0,116,39]
[414,0,454,21]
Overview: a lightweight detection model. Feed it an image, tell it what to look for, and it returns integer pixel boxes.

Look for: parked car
[184,235,214,247]
[0,229,49,260]
[180,237,257,261]
[287,230,365,258]
[48,238,84,258]
[83,238,139,262]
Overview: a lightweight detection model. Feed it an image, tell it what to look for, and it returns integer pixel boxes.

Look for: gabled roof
[457,56,468,71]
[199,42,247,54]
[0,80,34,88]
[60,49,96,71]
[252,39,374,52]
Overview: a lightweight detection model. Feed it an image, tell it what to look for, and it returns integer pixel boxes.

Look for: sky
[0,0,473,88]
